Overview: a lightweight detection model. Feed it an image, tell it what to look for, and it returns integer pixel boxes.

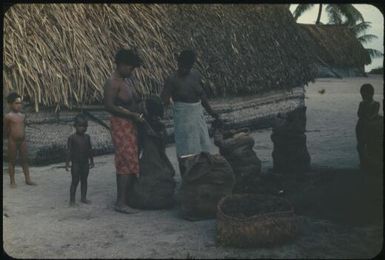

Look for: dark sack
[127,120,176,209]
[214,130,262,193]
[271,132,310,173]
[179,152,235,220]
[271,108,311,173]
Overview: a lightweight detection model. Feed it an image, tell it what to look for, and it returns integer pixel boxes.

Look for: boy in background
[356,83,381,170]
[4,92,36,188]
[66,114,94,206]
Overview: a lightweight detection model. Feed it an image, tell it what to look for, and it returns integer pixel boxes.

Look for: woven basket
[217,194,298,248]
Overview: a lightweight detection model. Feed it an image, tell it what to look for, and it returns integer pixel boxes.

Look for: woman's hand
[133,113,145,123]
[139,101,148,117]
[118,106,145,123]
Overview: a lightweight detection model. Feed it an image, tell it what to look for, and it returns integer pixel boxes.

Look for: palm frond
[365,48,384,59]
[337,4,364,25]
[358,34,378,44]
[326,4,342,24]
[348,21,372,36]
[292,4,314,21]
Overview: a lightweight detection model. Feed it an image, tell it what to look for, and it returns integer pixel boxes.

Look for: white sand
[3,75,383,258]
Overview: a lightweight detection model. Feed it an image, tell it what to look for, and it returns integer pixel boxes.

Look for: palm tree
[292,4,364,25]
[348,21,383,59]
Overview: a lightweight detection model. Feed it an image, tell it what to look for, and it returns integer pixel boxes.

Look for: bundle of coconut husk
[178,152,235,221]
[213,125,262,193]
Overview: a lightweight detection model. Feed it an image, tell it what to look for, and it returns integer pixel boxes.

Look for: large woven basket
[217,194,298,248]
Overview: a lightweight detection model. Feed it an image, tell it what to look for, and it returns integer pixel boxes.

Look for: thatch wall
[3,4,316,111]
[3,87,305,165]
[299,24,371,70]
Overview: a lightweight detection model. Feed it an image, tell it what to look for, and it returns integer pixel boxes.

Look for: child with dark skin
[4,92,36,188]
[355,83,380,169]
[66,115,94,206]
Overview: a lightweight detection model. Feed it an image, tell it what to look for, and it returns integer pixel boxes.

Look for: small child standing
[66,114,94,206]
[355,83,381,170]
[4,92,36,188]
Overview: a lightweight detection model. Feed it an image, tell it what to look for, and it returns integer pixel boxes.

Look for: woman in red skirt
[104,49,144,214]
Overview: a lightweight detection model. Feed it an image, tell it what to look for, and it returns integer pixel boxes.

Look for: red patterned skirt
[110,116,139,176]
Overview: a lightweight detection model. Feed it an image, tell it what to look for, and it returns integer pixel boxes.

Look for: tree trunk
[316,4,323,24]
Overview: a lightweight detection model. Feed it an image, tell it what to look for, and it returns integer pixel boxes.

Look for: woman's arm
[198,78,218,119]
[201,91,219,119]
[87,135,94,168]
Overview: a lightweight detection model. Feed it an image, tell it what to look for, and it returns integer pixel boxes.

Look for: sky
[290,4,384,72]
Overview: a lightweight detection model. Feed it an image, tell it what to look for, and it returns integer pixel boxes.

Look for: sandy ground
[3,75,383,259]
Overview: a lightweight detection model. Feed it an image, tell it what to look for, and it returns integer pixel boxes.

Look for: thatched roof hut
[299,24,371,78]
[4,4,316,112]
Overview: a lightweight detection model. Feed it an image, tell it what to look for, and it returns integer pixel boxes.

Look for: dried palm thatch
[3,4,316,111]
[299,24,371,68]
[3,4,173,112]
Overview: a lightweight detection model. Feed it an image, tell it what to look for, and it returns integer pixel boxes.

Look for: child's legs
[79,163,89,200]
[19,141,32,183]
[7,139,17,185]
[70,163,81,202]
